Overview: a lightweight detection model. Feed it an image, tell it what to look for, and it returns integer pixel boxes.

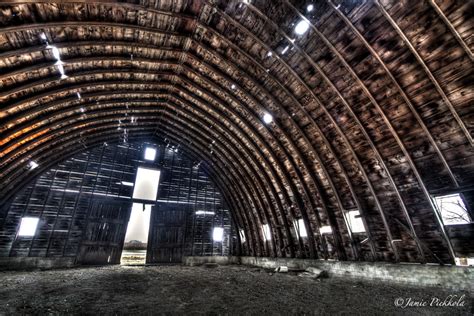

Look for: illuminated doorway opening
[121,166,161,265]
[121,203,152,265]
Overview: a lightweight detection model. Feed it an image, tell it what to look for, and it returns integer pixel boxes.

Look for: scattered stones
[274,266,288,273]
[203,263,219,268]
[0,265,468,314]
[298,267,327,279]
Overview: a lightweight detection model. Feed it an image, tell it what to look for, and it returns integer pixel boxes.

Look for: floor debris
[0,265,470,315]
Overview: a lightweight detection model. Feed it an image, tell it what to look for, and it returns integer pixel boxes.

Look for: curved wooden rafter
[0,59,344,249]
[1,0,472,263]
[0,67,348,256]
[374,0,473,147]
[1,85,324,257]
[0,21,378,254]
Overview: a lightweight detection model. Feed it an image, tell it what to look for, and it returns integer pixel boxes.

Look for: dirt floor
[0,264,471,315]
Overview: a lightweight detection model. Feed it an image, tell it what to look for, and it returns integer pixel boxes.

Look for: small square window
[18,217,39,237]
[345,210,366,233]
[320,225,332,235]
[144,147,156,161]
[213,227,224,242]
[433,194,471,225]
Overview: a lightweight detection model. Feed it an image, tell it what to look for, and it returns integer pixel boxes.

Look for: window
[28,161,39,170]
[294,20,310,35]
[132,167,161,201]
[144,147,156,161]
[262,224,271,241]
[18,217,39,237]
[345,210,366,233]
[433,194,471,225]
[319,225,332,234]
[455,257,474,266]
[293,218,308,238]
[263,113,273,124]
[239,229,246,243]
[195,210,215,216]
[213,227,224,242]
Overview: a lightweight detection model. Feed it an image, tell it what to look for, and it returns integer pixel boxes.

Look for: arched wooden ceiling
[0,0,472,263]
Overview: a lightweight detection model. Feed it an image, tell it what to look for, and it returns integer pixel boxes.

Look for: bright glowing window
[262,224,272,241]
[132,167,161,201]
[18,217,39,237]
[345,210,366,233]
[195,210,215,216]
[144,147,156,161]
[124,203,152,244]
[213,227,224,242]
[263,113,273,124]
[320,225,332,235]
[239,229,246,243]
[433,194,471,225]
[293,219,308,237]
[295,20,310,35]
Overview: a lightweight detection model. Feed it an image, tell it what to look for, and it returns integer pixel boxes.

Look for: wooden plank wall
[0,141,235,263]
[0,0,472,264]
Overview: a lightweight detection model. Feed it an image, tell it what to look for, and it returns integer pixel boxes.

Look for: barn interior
[0,0,473,314]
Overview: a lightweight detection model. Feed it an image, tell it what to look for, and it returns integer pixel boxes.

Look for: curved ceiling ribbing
[0,0,472,263]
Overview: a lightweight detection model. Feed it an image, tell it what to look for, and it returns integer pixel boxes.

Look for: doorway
[121,203,152,265]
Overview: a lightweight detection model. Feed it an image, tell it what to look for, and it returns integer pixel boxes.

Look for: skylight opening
[47,44,68,79]
[51,46,61,60]
[213,227,224,242]
[144,147,156,161]
[295,20,310,35]
[263,113,273,124]
[18,217,39,237]
[28,161,39,170]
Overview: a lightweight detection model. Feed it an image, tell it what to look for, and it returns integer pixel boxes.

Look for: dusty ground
[0,265,471,315]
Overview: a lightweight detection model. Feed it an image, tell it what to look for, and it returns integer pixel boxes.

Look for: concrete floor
[0,265,471,315]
